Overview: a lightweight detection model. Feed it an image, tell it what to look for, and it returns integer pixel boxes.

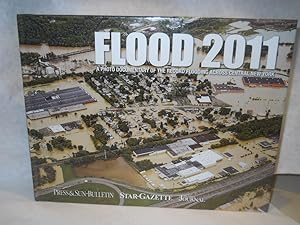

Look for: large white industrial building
[182,171,215,185]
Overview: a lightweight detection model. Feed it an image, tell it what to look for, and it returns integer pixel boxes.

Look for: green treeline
[227,117,282,140]
[17,15,128,47]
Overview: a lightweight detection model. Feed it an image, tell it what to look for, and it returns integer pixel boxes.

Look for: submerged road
[35,163,275,207]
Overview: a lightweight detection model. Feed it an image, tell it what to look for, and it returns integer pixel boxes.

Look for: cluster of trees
[43,166,56,183]
[135,90,146,102]
[196,79,212,92]
[142,116,156,129]
[31,156,47,166]
[211,138,238,149]
[28,129,44,139]
[92,124,110,145]
[165,88,189,99]
[202,108,215,122]
[89,124,110,150]
[46,143,53,151]
[159,110,178,127]
[158,109,167,117]
[20,52,40,66]
[81,114,98,127]
[70,150,96,166]
[167,117,178,127]
[202,127,218,134]
[132,136,173,150]
[135,160,156,172]
[32,165,56,187]
[235,111,252,122]
[32,143,40,151]
[18,15,127,46]
[219,107,231,115]
[50,136,73,151]
[121,148,133,162]
[202,108,213,118]
[23,76,60,87]
[143,135,164,144]
[118,120,130,133]
[24,72,84,87]
[126,138,141,147]
[227,116,282,140]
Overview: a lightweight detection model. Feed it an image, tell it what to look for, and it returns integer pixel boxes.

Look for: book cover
[17,15,297,211]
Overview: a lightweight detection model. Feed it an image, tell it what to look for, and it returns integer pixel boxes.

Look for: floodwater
[206,73,288,116]
[227,21,252,34]
[25,77,111,160]
[24,77,111,130]
[74,157,148,188]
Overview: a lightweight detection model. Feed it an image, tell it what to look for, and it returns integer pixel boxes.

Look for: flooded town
[18,15,297,211]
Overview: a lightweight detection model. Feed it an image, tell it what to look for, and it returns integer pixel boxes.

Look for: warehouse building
[192,133,220,145]
[155,149,223,183]
[132,145,168,157]
[242,77,286,88]
[166,138,197,158]
[133,134,219,158]
[190,150,224,168]
[196,95,212,106]
[182,171,215,186]
[25,86,96,119]
[213,84,244,94]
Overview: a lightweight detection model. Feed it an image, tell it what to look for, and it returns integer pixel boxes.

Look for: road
[35,163,275,208]
[151,163,274,208]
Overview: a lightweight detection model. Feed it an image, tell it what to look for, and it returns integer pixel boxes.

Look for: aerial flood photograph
[17,15,297,211]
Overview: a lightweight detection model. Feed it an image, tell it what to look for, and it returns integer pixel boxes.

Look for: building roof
[196,95,211,103]
[25,86,96,113]
[177,167,201,178]
[214,84,244,91]
[223,166,239,174]
[166,140,195,156]
[238,162,248,169]
[192,133,220,144]
[189,143,203,150]
[224,152,233,158]
[48,124,65,133]
[133,145,167,156]
[190,150,223,168]
[177,138,197,146]
[183,171,214,185]
[259,141,272,148]
[242,77,285,85]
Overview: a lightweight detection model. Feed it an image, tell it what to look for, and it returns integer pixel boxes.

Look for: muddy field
[73,157,148,188]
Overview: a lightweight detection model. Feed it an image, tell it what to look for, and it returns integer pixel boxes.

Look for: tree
[219,107,231,115]
[126,138,140,147]
[118,121,129,133]
[78,145,84,151]
[46,143,53,151]
[29,129,44,139]
[50,136,73,151]
[135,160,155,171]
[33,143,40,151]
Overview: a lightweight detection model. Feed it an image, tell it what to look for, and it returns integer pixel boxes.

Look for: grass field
[61,164,77,182]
